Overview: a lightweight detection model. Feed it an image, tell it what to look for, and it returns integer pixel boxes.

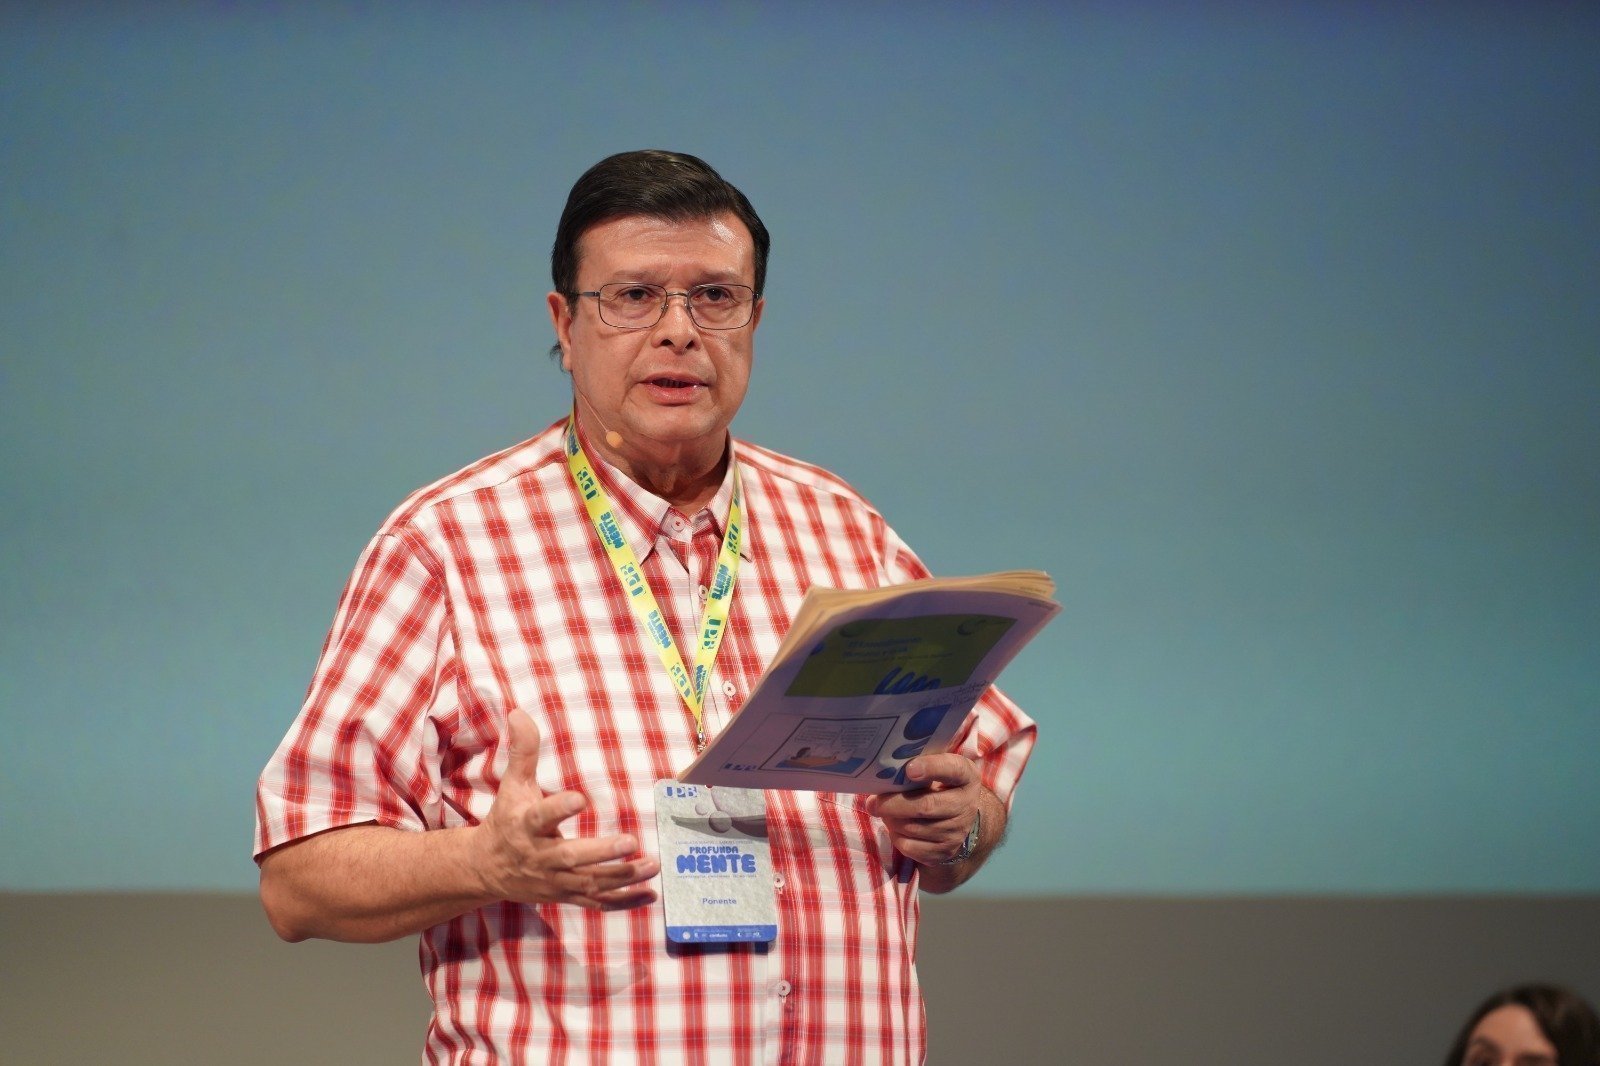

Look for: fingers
[867,753,978,821]
[868,795,969,864]
[476,702,663,909]
[868,790,967,824]
[558,855,663,910]
[534,824,643,869]
[557,856,653,893]
[901,752,977,789]
[875,805,969,840]
[503,708,543,789]
[484,830,660,908]
[520,790,585,839]
[868,757,984,864]
[486,790,662,907]
[573,878,660,912]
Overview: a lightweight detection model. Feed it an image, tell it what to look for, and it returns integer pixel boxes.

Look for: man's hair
[551,148,769,308]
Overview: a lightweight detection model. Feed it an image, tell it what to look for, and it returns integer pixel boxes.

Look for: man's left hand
[864,753,984,868]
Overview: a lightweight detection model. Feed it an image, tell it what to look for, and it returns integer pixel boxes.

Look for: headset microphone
[573,387,625,450]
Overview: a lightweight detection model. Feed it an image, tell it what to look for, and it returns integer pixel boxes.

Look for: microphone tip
[605,430,624,449]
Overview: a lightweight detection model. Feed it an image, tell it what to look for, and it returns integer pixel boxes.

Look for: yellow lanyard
[565,417,743,750]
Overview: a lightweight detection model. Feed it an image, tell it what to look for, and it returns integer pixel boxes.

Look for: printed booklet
[680,570,1060,793]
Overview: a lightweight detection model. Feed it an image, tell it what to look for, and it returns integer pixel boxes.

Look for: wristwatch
[935,809,982,866]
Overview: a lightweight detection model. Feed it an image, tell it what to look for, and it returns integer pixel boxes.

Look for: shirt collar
[582,431,752,565]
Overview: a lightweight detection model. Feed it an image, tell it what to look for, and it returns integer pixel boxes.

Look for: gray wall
[5,893,1597,1064]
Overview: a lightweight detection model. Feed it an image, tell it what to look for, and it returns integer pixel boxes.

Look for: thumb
[504,707,543,789]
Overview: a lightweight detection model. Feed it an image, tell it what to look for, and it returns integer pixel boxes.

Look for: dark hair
[1443,983,1600,1066]
[550,148,768,331]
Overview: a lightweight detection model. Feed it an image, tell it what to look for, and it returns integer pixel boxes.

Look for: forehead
[1471,1004,1558,1057]
[574,212,755,281]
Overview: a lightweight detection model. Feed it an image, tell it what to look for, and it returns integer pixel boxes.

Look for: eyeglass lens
[596,284,754,329]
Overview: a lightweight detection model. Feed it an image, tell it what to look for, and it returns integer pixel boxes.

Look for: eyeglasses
[572,282,759,330]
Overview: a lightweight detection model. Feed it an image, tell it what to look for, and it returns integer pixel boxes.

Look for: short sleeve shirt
[255,419,1037,1065]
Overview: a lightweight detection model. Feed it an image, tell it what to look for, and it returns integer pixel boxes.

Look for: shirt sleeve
[877,523,1039,811]
[253,528,452,859]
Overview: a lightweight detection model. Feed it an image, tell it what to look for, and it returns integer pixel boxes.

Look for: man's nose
[652,291,701,345]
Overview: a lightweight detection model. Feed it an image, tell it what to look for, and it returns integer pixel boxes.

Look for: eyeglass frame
[566,282,762,331]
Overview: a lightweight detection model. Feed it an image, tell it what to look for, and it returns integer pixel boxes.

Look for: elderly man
[255,149,1035,1063]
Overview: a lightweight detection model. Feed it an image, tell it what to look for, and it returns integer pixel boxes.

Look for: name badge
[653,780,777,944]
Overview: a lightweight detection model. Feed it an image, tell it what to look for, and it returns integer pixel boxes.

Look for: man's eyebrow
[600,273,750,287]
[601,271,669,283]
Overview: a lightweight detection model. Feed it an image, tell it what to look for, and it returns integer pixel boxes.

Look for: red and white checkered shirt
[255,418,1036,1065]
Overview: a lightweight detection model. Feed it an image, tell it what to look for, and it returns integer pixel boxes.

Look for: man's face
[548,211,763,468]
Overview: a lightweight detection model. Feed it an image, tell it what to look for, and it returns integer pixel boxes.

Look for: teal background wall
[3,2,1597,894]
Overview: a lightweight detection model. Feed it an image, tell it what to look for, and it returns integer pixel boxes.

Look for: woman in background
[1445,983,1600,1066]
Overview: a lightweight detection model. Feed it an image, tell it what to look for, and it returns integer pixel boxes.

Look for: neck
[575,410,729,513]
[624,449,728,513]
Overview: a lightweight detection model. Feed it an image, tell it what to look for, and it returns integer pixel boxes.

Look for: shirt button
[774,980,792,997]
[698,585,708,602]
[722,680,736,697]
[773,873,786,891]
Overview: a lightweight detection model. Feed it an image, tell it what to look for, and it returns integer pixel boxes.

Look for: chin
[635,411,729,447]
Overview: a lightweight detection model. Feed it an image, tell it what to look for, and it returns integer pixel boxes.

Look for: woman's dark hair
[550,149,769,304]
[1443,983,1600,1066]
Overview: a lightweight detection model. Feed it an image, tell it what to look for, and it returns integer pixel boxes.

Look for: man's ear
[547,291,574,371]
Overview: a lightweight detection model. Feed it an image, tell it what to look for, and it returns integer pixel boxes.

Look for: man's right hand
[259,707,659,943]
[473,709,660,911]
